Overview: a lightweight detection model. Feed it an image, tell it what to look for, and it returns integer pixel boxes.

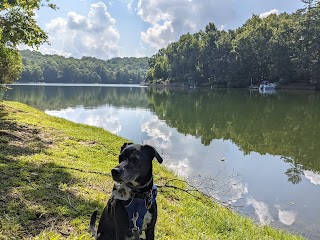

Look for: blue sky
[31,0,304,60]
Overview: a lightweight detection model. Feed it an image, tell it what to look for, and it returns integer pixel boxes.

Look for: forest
[18,50,149,84]
[146,1,320,88]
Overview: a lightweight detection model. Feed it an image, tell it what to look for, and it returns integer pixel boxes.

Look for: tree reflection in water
[146,88,320,184]
[282,156,304,184]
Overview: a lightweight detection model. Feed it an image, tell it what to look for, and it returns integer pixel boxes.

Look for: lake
[2,84,320,239]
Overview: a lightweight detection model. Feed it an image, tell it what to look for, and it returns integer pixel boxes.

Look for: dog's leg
[144,205,157,240]
[114,200,130,240]
[96,202,118,239]
[145,222,156,240]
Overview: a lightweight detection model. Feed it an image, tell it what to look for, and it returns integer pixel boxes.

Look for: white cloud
[46,17,68,38]
[247,197,272,225]
[44,2,120,60]
[140,21,174,49]
[137,0,235,49]
[126,0,136,12]
[259,9,280,19]
[304,170,320,185]
[278,209,296,225]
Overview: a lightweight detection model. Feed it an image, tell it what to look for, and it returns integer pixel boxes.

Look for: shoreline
[3,81,318,91]
[147,82,318,90]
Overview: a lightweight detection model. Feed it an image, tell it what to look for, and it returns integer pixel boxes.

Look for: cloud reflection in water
[247,197,273,225]
[46,106,122,134]
[304,170,320,186]
[277,209,297,226]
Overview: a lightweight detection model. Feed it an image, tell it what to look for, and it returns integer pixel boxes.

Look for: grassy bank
[0,101,303,239]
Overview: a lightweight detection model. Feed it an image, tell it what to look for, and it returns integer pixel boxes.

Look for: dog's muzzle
[111,166,123,182]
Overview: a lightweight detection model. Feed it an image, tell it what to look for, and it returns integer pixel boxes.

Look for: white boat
[259,81,276,91]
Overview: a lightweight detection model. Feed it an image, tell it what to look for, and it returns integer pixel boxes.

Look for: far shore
[3,81,319,91]
[146,81,319,90]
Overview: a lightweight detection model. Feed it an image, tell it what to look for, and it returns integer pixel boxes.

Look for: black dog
[89,143,163,240]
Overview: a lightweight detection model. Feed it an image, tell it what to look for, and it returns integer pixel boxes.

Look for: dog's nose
[111,167,122,179]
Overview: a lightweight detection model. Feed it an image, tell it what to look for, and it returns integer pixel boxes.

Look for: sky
[29,0,305,60]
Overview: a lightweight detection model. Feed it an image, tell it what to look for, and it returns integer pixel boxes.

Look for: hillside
[18,50,149,84]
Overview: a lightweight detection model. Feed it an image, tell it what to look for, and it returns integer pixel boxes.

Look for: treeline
[147,2,320,88]
[18,50,149,84]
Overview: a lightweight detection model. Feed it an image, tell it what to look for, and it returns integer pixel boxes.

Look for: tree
[213,31,233,86]
[201,23,219,83]
[296,0,320,84]
[0,39,22,84]
[0,0,56,84]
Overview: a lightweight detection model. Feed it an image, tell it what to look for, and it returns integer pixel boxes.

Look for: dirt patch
[79,140,97,146]
[0,120,53,159]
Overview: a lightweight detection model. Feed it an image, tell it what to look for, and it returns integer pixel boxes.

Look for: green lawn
[0,101,304,239]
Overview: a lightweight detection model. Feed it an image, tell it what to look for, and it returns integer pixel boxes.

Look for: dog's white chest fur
[111,183,132,200]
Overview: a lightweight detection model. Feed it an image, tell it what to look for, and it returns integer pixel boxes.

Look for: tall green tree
[201,23,219,83]
[0,37,22,84]
[0,0,56,84]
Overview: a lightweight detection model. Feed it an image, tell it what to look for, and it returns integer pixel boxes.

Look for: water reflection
[247,197,273,225]
[2,85,320,239]
[2,84,150,110]
[282,157,304,185]
[146,88,320,181]
[48,107,122,134]
[304,170,320,185]
[277,208,297,226]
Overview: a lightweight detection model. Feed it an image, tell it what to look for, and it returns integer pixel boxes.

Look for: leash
[131,212,140,240]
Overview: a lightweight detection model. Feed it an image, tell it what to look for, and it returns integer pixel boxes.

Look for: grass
[0,100,304,240]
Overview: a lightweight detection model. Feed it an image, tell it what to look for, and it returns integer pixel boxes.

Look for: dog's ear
[143,145,163,164]
[120,142,133,152]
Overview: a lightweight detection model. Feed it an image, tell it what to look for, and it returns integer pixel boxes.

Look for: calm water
[2,84,320,239]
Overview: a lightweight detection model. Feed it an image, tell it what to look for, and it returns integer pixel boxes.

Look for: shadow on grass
[0,104,103,238]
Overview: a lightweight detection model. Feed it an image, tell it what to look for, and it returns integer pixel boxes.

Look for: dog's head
[111,143,163,187]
